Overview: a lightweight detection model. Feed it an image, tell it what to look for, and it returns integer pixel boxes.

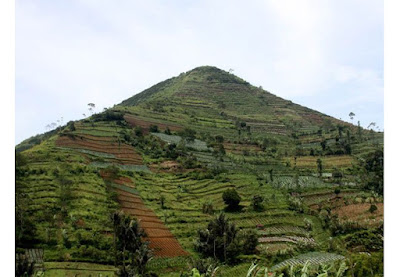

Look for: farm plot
[124,114,183,133]
[43,262,116,277]
[56,135,143,165]
[151,132,210,151]
[259,226,309,236]
[332,203,383,227]
[100,173,188,257]
[270,252,345,271]
[272,175,328,189]
[286,155,355,170]
[301,190,361,206]
[258,236,315,245]
[223,142,263,154]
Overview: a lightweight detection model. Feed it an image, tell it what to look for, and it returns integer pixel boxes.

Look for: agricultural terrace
[17,137,118,263]
[100,170,188,257]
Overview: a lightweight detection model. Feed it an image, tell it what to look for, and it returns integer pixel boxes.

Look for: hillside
[15,66,383,276]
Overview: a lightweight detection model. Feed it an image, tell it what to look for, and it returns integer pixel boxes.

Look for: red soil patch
[332,203,383,227]
[147,238,188,257]
[223,143,262,154]
[148,160,190,173]
[99,174,189,257]
[56,135,143,165]
[124,115,183,134]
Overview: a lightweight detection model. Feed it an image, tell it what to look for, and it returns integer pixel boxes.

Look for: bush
[369,204,378,213]
[238,229,258,254]
[251,195,264,211]
[202,202,214,215]
[149,125,159,132]
[222,189,241,211]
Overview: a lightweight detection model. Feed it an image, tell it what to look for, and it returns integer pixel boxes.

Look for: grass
[43,262,116,277]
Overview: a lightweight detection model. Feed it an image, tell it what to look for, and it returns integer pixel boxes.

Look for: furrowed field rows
[56,136,143,165]
[102,175,189,257]
[271,252,345,271]
[124,114,183,132]
[258,236,315,244]
[232,216,307,228]
[259,226,309,236]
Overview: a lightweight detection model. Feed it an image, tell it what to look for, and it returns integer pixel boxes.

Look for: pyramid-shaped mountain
[15,66,383,276]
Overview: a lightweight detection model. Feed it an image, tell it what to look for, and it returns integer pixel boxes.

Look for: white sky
[15,0,383,144]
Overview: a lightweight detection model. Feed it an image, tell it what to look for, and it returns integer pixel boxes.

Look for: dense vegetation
[15,66,383,276]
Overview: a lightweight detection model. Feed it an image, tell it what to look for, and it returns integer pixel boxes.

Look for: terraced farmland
[16,66,383,276]
[100,171,188,257]
[271,252,345,271]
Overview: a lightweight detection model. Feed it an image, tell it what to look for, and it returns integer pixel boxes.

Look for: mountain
[15,66,383,276]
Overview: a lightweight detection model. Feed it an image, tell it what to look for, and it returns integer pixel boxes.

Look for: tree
[164,127,172,135]
[195,213,239,263]
[238,229,258,255]
[333,169,343,185]
[320,139,327,151]
[251,195,264,211]
[215,135,224,143]
[88,103,96,115]
[179,128,196,142]
[268,169,274,182]
[149,125,159,133]
[360,149,383,195]
[160,195,166,209]
[316,158,323,177]
[369,204,378,213]
[222,189,241,211]
[111,211,153,276]
[349,112,355,124]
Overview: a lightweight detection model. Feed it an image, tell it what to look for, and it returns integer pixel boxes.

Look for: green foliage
[360,149,383,195]
[344,229,383,252]
[195,213,239,263]
[149,125,159,133]
[368,204,377,213]
[92,110,125,122]
[348,251,383,277]
[316,159,323,177]
[202,201,214,215]
[179,128,197,142]
[160,195,166,209]
[237,229,258,255]
[251,195,264,211]
[180,258,219,277]
[288,196,305,213]
[111,211,153,275]
[15,254,35,277]
[222,188,242,211]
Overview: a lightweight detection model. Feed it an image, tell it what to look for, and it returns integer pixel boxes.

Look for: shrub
[251,195,264,211]
[288,196,305,213]
[164,127,172,135]
[160,195,166,209]
[369,204,378,213]
[202,202,214,215]
[238,229,258,254]
[149,125,159,132]
[222,189,241,211]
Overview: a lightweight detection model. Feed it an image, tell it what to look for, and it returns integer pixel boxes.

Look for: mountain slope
[15,66,383,276]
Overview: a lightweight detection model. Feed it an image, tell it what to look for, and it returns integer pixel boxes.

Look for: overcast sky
[15,0,383,144]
